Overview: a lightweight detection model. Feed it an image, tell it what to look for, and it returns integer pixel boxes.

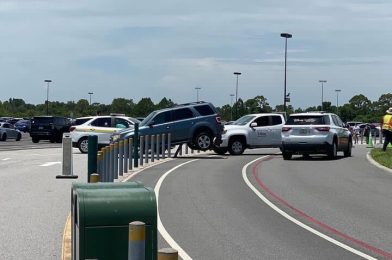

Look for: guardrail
[88,133,200,183]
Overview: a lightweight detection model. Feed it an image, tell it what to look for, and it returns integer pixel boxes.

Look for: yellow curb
[61,214,71,260]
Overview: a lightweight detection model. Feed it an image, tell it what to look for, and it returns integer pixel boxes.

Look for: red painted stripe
[251,158,392,259]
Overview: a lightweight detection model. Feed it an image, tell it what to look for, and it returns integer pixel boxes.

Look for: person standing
[381,107,392,151]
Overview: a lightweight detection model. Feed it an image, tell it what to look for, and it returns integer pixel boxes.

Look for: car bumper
[282,142,330,154]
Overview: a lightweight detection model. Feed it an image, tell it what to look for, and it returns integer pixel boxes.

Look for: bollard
[104,146,110,182]
[145,135,149,164]
[162,134,166,159]
[168,133,171,158]
[151,135,155,162]
[129,138,133,170]
[185,144,189,155]
[110,143,115,182]
[56,133,78,179]
[87,135,98,182]
[140,136,144,167]
[119,140,124,176]
[128,221,145,260]
[158,248,178,260]
[114,142,119,180]
[134,123,139,168]
[97,151,103,176]
[89,173,100,183]
[124,139,129,173]
[156,134,160,160]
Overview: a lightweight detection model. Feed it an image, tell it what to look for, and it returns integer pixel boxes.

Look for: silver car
[281,112,352,160]
[0,122,22,141]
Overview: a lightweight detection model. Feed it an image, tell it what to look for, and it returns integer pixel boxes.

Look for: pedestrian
[353,124,360,144]
[381,107,392,151]
[364,124,371,144]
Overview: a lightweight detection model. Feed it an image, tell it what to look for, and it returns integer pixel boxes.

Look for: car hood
[224,124,247,131]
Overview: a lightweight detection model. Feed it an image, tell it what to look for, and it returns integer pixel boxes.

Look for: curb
[366,151,392,174]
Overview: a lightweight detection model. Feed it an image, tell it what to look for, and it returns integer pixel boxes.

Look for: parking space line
[40,162,61,167]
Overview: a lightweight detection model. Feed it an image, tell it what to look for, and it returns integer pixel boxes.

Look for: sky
[1,0,392,109]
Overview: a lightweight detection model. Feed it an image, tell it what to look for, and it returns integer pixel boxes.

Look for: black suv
[111,101,223,150]
[30,116,71,143]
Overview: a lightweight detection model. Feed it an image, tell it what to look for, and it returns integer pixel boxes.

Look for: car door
[332,115,349,149]
[248,115,275,146]
[169,108,195,142]
[143,111,172,139]
[89,117,114,144]
[4,123,16,139]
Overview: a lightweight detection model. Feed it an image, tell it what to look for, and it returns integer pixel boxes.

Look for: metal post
[114,142,119,180]
[124,138,128,173]
[158,248,178,260]
[56,133,78,179]
[129,138,133,170]
[156,134,160,160]
[140,136,144,167]
[90,173,100,183]
[162,134,166,159]
[133,123,139,168]
[151,135,155,162]
[145,135,149,164]
[104,147,109,182]
[185,144,189,155]
[168,133,171,158]
[110,143,115,182]
[128,221,145,260]
[87,135,98,182]
[119,140,124,176]
[97,151,102,175]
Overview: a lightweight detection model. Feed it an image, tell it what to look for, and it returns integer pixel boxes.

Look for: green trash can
[71,183,157,260]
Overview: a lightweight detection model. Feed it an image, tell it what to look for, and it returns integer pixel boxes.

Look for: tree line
[1,93,391,123]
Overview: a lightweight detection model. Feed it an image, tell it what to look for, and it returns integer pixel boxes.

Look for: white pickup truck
[214,113,286,155]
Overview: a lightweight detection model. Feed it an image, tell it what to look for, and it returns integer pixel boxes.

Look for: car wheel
[228,138,245,155]
[213,145,228,155]
[32,137,39,143]
[194,131,213,151]
[328,141,337,159]
[16,133,21,141]
[282,151,292,160]
[344,140,352,157]
[78,137,89,153]
[1,133,6,141]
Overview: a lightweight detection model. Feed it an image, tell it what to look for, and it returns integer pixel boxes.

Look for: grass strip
[370,148,392,169]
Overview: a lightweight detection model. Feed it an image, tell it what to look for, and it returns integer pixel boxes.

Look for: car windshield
[286,115,328,125]
[232,115,256,125]
[140,111,158,126]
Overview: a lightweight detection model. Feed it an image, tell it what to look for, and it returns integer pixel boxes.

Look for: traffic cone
[367,134,374,148]
[388,143,392,148]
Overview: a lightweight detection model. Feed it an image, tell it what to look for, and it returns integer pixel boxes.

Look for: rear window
[286,115,330,125]
[73,118,92,125]
[32,117,54,124]
[194,105,215,116]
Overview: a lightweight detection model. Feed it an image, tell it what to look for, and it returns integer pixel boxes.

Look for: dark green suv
[111,101,223,150]
[30,116,71,143]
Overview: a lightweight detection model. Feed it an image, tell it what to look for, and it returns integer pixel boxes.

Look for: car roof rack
[172,101,207,107]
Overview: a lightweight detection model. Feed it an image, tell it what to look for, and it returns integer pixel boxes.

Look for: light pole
[88,92,94,105]
[280,32,292,113]
[319,80,327,110]
[44,80,52,115]
[233,72,241,119]
[230,93,235,121]
[195,87,201,102]
[335,89,341,114]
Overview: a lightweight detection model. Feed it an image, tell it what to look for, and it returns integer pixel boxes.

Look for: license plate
[299,128,309,135]
[38,126,43,130]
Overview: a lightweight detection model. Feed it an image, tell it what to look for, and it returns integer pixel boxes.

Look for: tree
[110,98,134,115]
[134,98,155,117]
[156,97,175,109]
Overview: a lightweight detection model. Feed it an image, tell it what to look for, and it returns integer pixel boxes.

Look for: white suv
[214,113,286,155]
[70,115,140,153]
[281,112,352,160]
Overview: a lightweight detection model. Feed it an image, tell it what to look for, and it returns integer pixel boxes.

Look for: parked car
[30,116,72,143]
[281,112,352,160]
[0,122,22,141]
[14,119,31,132]
[111,101,223,151]
[71,116,95,126]
[70,115,140,153]
[213,113,286,155]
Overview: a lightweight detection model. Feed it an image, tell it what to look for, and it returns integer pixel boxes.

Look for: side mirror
[250,122,257,128]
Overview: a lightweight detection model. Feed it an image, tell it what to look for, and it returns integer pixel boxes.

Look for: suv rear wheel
[193,131,213,151]
[213,145,228,155]
[16,133,21,141]
[344,140,352,157]
[78,137,89,153]
[328,141,337,159]
[32,137,39,143]
[1,133,6,141]
[282,151,292,160]
[228,138,245,155]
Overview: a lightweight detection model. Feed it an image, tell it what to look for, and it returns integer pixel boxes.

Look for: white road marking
[154,159,197,260]
[40,162,61,167]
[242,157,377,260]
[2,158,11,161]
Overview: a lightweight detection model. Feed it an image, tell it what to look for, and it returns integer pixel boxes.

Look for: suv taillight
[282,127,291,132]
[215,116,222,124]
[316,127,330,132]
[69,126,76,132]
